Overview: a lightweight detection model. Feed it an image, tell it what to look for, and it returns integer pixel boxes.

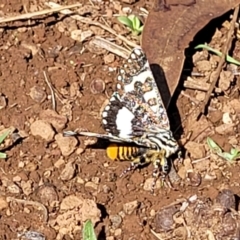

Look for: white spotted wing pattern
[102,47,170,140]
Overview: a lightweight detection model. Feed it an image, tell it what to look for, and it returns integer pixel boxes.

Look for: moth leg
[151,159,163,192]
[120,155,148,178]
[119,161,140,178]
[176,150,183,164]
[151,150,170,192]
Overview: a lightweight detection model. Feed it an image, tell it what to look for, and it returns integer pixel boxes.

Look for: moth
[64,47,179,190]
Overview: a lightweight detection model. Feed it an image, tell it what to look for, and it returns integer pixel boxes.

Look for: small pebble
[104,54,115,64]
[114,228,122,237]
[30,120,55,141]
[0,197,8,210]
[109,214,122,229]
[85,182,98,190]
[60,162,76,181]
[186,170,201,187]
[55,133,78,156]
[123,200,139,215]
[37,184,59,206]
[29,86,46,103]
[215,189,236,210]
[90,79,105,94]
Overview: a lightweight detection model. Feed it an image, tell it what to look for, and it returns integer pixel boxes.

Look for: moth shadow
[83,139,142,151]
[150,63,171,109]
[150,63,183,141]
[83,139,110,150]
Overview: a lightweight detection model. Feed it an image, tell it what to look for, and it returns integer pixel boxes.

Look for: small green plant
[207,137,240,162]
[117,15,143,36]
[195,44,240,65]
[82,220,97,240]
[0,130,10,159]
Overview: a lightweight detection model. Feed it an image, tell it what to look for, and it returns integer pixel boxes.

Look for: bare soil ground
[1,1,240,240]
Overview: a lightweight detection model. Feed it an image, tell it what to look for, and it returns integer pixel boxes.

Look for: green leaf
[0,152,7,159]
[82,220,97,240]
[222,152,233,161]
[234,152,240,159]
[132,29,141,36]
[128,15,135,21]
[223,148,240,162]
[207,137,240,162]
[230,148,240,156]
[206,137,223,154]
[0,130,10,159]
[138,25,144,32]
[117,16,133,29]
[0,130,10,144]
[195,44,240,65]
[132,16,141,30]
[221,152,236,162]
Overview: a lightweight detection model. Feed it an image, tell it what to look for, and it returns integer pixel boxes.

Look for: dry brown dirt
[0,1,240,240]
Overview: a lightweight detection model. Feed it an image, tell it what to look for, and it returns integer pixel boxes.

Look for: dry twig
[150,229,164,240]
[43,70,56,111]
[197,5,239,117]
[92,37,130,58]
[184,77,210,92]
[0,3,81,24]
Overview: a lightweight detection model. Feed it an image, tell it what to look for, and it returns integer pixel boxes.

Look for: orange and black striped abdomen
[106,143,145,161]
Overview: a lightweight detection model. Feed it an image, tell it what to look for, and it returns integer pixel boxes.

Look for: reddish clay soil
[0,1,240,240]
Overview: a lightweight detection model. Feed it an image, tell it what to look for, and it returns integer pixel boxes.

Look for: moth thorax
[148,130,179,157]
